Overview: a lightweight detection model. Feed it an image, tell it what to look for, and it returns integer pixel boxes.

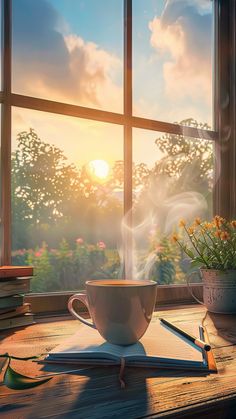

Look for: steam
[118,124,217,280]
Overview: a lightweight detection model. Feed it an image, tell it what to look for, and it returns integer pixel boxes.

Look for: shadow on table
[32,363,211,419]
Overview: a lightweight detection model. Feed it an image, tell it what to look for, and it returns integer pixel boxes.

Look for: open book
[45,318,217,372]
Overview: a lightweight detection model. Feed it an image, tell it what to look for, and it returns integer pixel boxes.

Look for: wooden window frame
[0,0,235,311]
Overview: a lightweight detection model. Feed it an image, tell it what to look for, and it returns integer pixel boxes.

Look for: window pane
[12,0,123,113]
[133,0,213,128]
[132,127,213,284]
[12,108,123,292]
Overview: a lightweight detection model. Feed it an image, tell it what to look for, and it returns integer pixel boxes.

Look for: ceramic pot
[187,269,236,314]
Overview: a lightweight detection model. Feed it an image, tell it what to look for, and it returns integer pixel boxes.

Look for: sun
[88,159,110,180]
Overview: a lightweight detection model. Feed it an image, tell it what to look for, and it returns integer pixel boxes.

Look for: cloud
[149,0,212,105]
[64,35,122,110]
[12,0,122,112]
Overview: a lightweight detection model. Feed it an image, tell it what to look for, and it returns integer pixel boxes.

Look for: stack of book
[0,266,34,330]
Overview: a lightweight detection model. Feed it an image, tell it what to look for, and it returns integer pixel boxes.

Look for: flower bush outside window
[172,216,236,270]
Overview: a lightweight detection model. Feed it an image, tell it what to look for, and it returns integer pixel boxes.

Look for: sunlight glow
[88,159,110,179]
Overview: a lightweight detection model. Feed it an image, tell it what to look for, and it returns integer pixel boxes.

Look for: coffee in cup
[68,279,157,345]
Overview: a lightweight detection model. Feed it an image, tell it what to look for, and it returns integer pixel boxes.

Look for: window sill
[25,283,203,314]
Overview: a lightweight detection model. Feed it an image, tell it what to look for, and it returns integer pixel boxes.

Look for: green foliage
[52,239,109,289]
[27,242,56,292]
[131,118,213,201]
[150,253,176,285]
[11,129,79,223]
[12,239,120,292]
[137,236,181,284]
[154,118,213,191]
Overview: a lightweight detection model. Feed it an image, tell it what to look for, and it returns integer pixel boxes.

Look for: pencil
[160,317,211,352]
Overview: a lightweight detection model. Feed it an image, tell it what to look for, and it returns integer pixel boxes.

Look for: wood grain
[0,305,236,419]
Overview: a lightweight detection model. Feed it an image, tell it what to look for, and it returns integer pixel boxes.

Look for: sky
[11,0,214,168]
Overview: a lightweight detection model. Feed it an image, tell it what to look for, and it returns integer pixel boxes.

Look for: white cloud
[63,34,122,111]
[149,0,212,106]
[13,0,123,113]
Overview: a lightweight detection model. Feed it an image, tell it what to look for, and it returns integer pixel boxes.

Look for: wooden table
[1,304,236,419]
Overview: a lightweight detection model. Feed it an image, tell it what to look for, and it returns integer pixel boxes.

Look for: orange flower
[231,220,236,228]
[179,219,186,227]
[213,215,225,228]
[172,233,179,243]
[220,231,230,241]
[194,217,201,226]
[204,222,213,230]
[188,227,194,235]
[215,230,221,238]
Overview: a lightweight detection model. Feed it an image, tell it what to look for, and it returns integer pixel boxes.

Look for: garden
[11,119,213,292]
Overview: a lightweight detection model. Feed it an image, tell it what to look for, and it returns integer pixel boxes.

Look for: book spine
[0,295,24,309]
[0,305,31,320]
[0,279,31,297]
[0,302,31,314]
[0,314,35,330]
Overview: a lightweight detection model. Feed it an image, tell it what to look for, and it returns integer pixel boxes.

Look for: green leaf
[190,260,203,268]
[187,249,194,259]
[3,363,52,390]
[194,256,206,264]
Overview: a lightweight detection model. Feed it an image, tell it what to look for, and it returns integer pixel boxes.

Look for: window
[1,1,235,297]
[12,107,123,292]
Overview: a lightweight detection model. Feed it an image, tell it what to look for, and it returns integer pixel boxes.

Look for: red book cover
[0,266,34,279]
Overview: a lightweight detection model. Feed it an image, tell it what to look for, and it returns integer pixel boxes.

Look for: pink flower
[97,241,106,249]
[35,248,44,257]
[76,238,84,245]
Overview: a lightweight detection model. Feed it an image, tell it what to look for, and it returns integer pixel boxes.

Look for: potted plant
[172,216,236,313]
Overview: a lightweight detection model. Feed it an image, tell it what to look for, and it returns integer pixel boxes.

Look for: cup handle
[186,272,204,305]
[68,293,96,329]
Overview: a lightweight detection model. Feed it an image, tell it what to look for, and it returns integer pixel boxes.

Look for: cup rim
[85,279,157,287]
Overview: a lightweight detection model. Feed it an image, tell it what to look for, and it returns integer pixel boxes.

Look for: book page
[123,318,203,364]
[48,325,125,361]
[48,318,203,365]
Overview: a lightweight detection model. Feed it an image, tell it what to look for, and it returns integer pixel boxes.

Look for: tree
[133,118,213,216]
[154,118,213,195]
[12,129,80,224]
[11,129,123,249]
[11,129,81,248]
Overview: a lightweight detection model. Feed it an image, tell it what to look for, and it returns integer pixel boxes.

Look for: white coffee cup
[68,279,157,345]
